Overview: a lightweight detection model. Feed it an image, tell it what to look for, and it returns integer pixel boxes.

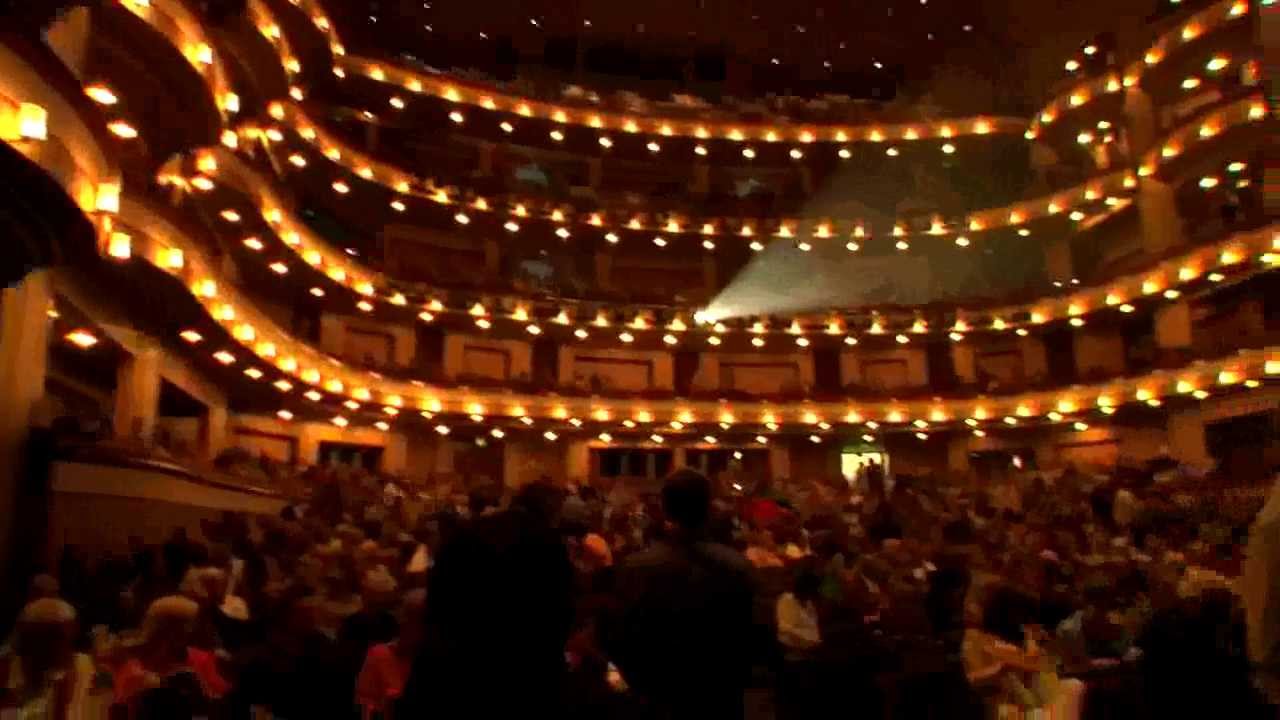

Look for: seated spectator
[356,588,426,718]
[776,569,822,652]
[113,595,229,717]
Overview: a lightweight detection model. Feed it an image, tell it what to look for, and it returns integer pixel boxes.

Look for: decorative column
[1137,178,1186,254]
[1167,407,1211,470]
[1044,237,1073,284]
[946,434,972,476]
[44,7,91,80]
[769,444,791,481]
[0,271,52,594]
[951,341,977,385]
[565,441,590,482]
[1072,327,1127,377]
[1154,301,1193,350]
[200,405,229,461]
[113,346,162,444]
[477,142,495,177]
[1122,87,1157,158]
[594,251,612,290]
[483,238,501,277]
[702,255,717,294]
[672,446,688,468]
[1019,335,1049,381]
[691,164,710,194]
[587,158,603,189]
[382,433,408,475]
[433,436,455,475]
[318,314,345,359]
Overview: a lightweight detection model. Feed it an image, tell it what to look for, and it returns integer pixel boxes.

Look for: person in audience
[0,598,93,719]
[776,569,822,652]
[745,529,786,568]
[396,482,574,717]
[963,585,1051,711]
[13,451,1280,718]
[606,468,756,719]
[1245,467,1280,701]
[356,588,426,719]
[112,595,229,718]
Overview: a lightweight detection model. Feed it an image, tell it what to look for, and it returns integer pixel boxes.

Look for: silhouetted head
[662,468,712,533]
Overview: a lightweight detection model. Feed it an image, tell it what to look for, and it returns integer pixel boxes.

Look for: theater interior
[0,0,1277,717]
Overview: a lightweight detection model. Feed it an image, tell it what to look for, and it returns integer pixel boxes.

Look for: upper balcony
[3,0,1277,448]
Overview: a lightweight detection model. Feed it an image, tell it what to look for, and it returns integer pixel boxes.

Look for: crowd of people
[3,454,1279,719]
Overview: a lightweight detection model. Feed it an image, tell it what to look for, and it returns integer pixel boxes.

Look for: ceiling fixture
[65,330,98,349]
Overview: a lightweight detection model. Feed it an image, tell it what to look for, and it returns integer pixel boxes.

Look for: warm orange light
[85,85,119,105]
[65,330,98,349]
[107,231,132,259]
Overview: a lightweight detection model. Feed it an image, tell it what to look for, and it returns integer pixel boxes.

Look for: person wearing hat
[1,598,94,719]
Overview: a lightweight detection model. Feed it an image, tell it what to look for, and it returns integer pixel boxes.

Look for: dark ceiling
[320,0,1018,104]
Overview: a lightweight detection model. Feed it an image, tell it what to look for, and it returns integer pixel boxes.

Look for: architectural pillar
[798,166,814,194]
[1154,301,1193,350]
[769,444,791,480]
[1019,335,1049,381]
[433,437,455,475]
[44,7,91,80]
[672,446,688,468]
[441,334,465,379]
[477,142,494,176]
[565,441,590,482]
[587,158,603,189]
[947,434,972,476]
[113,347,162,443]
[201,405,229,461]
[701,255,717,293]
[483,238,501,276]
[382,433,408,475]
[594,251,612,290]
[1044,237,1073,284]
[297,425,320,466]
[1072,327,1127,377]
[951,342,977,385]
[318,314,345,358]
[1137,178,1185,255]
[690,164,710,194]
[1122,87,1157,158]
[1167,407,1211,470]
[0,271,52,597]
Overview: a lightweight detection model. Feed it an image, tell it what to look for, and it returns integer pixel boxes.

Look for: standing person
[396,483,575,718]
[606,469,756,719]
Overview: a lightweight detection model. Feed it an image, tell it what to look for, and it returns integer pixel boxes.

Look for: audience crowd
[3,453,1279,719]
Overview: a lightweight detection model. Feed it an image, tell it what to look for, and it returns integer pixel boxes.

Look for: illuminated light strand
[1028,0,1252,135]
[264,91,1261,251]
[160,221,1278,427]
[184,158,1277,341]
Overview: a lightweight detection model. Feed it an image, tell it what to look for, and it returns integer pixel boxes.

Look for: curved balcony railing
[4,6,1278,440]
